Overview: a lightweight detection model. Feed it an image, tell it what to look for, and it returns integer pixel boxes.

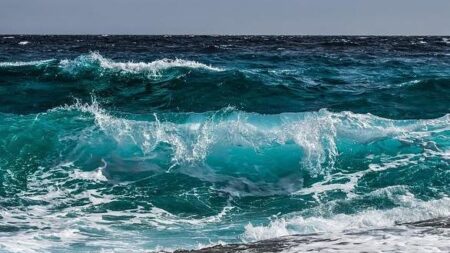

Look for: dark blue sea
[0,35,449,252]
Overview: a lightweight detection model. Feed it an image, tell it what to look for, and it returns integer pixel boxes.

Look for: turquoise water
[0,36,449,252]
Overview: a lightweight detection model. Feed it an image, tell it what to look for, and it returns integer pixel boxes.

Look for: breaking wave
[0,98,449,252]
[1,36,450,252]
[0,52,222,81]
[3,98,448,194]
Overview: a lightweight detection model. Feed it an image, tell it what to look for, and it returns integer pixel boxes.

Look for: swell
[1,53,449,119]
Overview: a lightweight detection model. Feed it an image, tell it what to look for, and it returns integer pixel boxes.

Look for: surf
[0,36,449,252]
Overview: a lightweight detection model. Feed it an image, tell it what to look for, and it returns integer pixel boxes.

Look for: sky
[1,0,450,35]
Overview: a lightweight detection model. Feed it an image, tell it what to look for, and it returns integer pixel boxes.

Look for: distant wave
[2,52,449,119]
[59,52,223,74]
[0,52,223,81]
[0,59,55,67]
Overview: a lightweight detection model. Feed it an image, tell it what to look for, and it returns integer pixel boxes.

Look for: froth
[243,196,450,242]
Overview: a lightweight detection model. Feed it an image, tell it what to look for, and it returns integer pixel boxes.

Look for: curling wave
[2,99,448,195]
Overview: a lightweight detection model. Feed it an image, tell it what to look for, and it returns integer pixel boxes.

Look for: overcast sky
[1,0,450,35]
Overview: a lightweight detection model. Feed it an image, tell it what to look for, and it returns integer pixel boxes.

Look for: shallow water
[0,36,449,252]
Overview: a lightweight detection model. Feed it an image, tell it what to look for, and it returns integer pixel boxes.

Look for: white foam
[282,111,338,175]
[18,41,30,45]
[368,153,418,172]
[0,59,54,67]
[243,196,450,242]
[393,79,422,88]
[69,159,108,182]
[281,229,450,253]
[294,153,420,199]
[294,171,362,200]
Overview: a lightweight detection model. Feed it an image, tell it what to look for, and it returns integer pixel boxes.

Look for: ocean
[0,35,449,252]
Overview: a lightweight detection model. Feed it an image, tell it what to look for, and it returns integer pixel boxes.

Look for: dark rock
[397,217,450,228]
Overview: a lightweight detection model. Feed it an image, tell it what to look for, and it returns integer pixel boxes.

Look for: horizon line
[2,34,450,37]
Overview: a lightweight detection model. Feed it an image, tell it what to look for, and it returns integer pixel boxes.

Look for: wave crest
[53,99,450,180]
[59,52,222,76]
[0,52,222,81]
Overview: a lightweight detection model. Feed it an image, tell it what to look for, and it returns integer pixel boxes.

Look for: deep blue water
[0,36,449,252]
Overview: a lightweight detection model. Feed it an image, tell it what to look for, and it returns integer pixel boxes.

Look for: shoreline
[172,217,450,253]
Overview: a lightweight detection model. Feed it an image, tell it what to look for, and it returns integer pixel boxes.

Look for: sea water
[0,36,449,252]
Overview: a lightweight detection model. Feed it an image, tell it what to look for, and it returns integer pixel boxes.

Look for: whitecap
[0,59,54,67]
[58,52,223,77]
